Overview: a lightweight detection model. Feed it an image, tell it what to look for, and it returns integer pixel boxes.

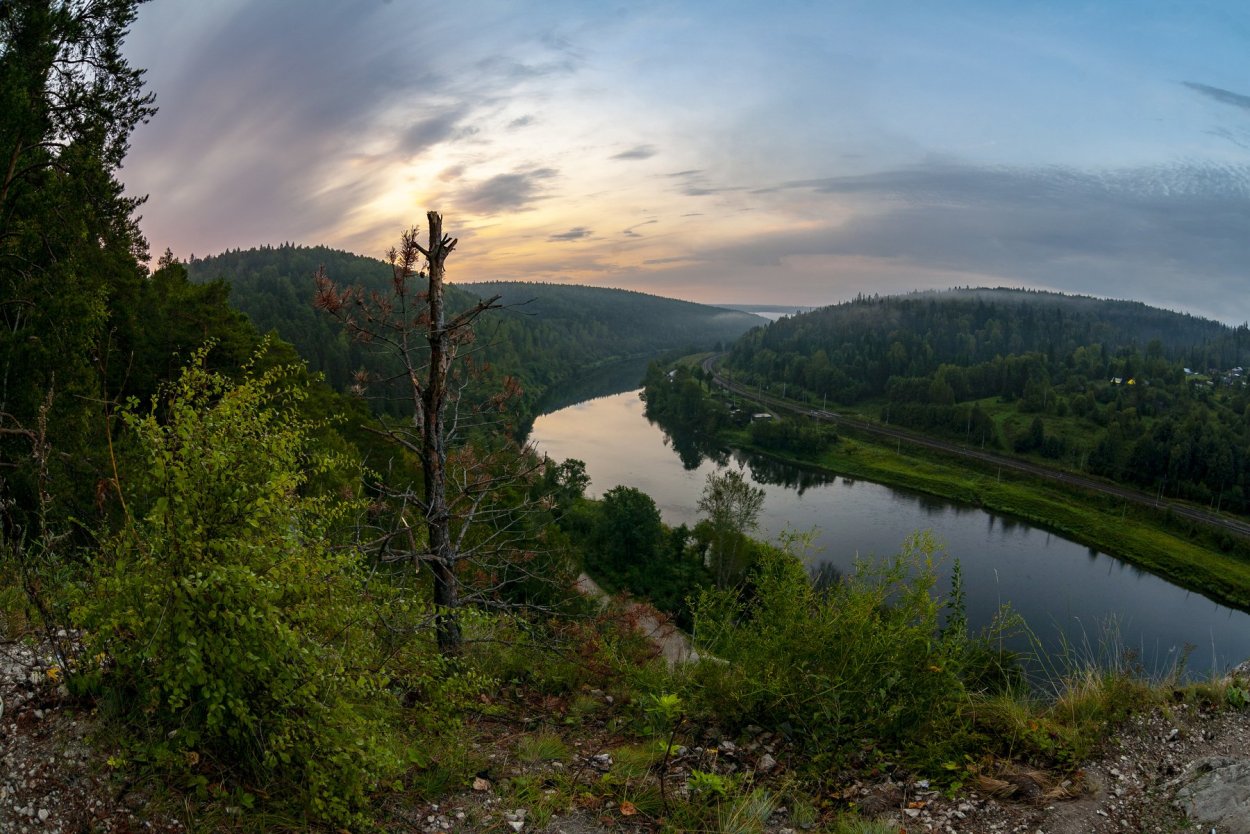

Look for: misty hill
[727,287,1250,403]
[464,280,762,359]
[188,245,762,415]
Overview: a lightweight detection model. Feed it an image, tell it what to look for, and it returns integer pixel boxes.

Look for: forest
[725,290,1250,513]
[189,246,761,424]
[4,4,1249,832]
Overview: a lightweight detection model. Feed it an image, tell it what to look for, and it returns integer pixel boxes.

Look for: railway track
[700,354,1250,541]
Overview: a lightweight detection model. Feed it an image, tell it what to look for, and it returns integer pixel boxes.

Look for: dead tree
[315,211,540,654]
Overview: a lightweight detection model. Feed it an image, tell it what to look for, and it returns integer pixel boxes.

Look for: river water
[530,379,1250,678]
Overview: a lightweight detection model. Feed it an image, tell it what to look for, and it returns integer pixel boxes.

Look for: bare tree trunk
[420,211,463,654]
[315,211,514,657]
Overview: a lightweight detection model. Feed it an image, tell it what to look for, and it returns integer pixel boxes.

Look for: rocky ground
[3,636,1247,833]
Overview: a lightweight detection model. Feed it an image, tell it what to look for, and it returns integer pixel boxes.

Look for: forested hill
[188,245,762,415]
[464,281,762,360]
[728,288,1249,404]
[725,288,1250,514]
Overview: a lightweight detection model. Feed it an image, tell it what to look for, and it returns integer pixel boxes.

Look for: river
[530,374,1250,678]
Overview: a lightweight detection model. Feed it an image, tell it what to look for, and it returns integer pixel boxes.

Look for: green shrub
[77,354,401,825]
[691,533,975,769]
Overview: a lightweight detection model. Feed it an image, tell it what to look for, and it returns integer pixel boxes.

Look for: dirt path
[574,573,700,666]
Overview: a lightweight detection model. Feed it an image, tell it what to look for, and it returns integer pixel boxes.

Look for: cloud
[397,107,469,156]
[122,1,589,254]
[549,226,592,241]
[1183,82,1250,114]
[475,55,577,81]
[621,219,657,237]
[456,167,558,214]
[643,256,699,265]
[508,115,535,129]
[635,161,1250,322]
[611,144,657,160]
[666,168,744,196]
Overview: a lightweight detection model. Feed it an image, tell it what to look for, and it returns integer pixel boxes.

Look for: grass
[515,731,571,764]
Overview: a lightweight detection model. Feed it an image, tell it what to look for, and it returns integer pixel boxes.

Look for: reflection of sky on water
[532,388,1250,677]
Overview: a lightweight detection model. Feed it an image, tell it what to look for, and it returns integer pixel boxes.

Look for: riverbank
[688,357,1250,613]
[725,426,1250,612]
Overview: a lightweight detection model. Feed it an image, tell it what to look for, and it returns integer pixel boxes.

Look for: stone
[757,753,777,773]
[1173,756,1250,834]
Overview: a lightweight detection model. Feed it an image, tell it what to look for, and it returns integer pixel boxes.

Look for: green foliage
[1,0,153,525]
[77,355,401,825]
[515,731,571,763]
[644,692,684,732]
[698,469,765,588]
[748,416,835,456]
[574,487,712,626]
[687,769,730,799]
[726,289,1250,514]
[692,533,980,770]
[642,362,729,434]
[188,247,762,421]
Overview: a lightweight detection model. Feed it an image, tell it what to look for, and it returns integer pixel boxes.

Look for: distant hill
[725,287,1250,513]
[188,245,763,416]
[727,287,1250,403]
[464,280,763,359]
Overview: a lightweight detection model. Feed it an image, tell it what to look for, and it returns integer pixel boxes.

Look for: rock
[757,753,777,773]
[1173,756,1250,834]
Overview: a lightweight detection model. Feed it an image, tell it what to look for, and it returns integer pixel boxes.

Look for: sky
[121,1,1250,322]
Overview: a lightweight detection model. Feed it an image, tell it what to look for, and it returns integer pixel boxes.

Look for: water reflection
[530,387,1250,677]
[743,453,837,494]
[530,357,654,418]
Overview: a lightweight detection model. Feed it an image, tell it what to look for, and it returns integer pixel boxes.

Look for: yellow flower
[46,666,62,682]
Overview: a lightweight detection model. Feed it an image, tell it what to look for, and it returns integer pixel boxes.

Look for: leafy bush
[77,354,402,825]
[691,533,977,769]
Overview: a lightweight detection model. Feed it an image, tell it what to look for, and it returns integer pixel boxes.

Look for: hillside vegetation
[189,246,761,419]
[726,288,1250,514]
[7,9,1250,832]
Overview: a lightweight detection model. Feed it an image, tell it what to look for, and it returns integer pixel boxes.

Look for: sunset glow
[122,1,1250,320]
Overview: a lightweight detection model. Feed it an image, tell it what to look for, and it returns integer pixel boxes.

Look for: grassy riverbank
[721,422,1250,611]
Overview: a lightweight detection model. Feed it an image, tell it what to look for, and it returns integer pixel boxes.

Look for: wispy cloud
[1183,81,1250,114]
[456,167,559,215]
[549,226,592,241]
[397,107,470,156]
[612,144,657,160]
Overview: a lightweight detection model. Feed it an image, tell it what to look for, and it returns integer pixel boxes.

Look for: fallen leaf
[619,800,638,816]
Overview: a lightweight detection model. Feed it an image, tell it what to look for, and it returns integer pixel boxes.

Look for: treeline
[188,247,762,423]
[641,363,835,459]
[725,289,1250,513]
